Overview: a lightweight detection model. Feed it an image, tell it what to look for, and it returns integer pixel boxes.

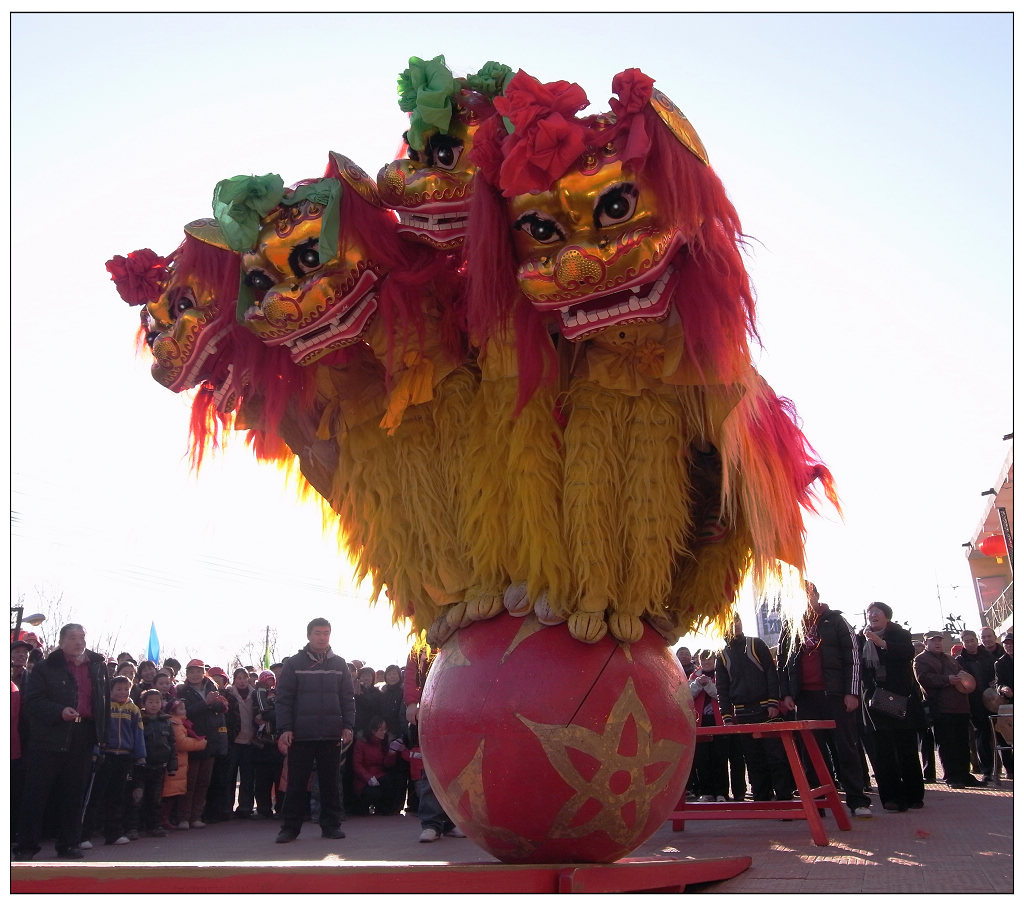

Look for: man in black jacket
[274,617,355,843]
[956,629,997,781]
[176,659,228,828]
[13,623,109,860]
[779,582,872,818]
[716,614,793,802]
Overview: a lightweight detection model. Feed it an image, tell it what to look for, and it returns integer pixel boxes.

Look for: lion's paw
[502,583,532,617]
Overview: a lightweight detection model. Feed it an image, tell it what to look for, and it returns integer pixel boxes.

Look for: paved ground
[11,779,1013,893]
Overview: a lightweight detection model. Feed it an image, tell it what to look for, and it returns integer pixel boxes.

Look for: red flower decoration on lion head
[105,248,170,306]
[607,68,655,166]
[490,70,590,197]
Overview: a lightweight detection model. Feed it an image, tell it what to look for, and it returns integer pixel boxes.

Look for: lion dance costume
[107,57,839,865]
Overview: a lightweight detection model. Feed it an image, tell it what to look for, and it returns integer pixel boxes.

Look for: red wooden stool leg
[799,729,851,831]
[779,732,829,845]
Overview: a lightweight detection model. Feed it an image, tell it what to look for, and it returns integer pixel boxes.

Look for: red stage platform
[11,855,752,894]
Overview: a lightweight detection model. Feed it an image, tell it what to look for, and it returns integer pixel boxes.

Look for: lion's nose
[554,248,605,290]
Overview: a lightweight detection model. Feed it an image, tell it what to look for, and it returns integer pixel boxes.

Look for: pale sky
[9,12,1014,668]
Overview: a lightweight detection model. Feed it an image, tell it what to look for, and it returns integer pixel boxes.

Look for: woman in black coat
[861,601,925,811]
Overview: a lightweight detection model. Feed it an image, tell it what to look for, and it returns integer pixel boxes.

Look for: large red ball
[419,612,696,863]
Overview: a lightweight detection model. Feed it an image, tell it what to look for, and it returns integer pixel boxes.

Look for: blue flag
[146,622,160,664]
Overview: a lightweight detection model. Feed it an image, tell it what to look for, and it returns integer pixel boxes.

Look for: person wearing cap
[11,639,33,691]
[273,618,354,843]
[175,659,228,828]
[13,623,110,860]
[915,632,983,788]
[207,666,229,690]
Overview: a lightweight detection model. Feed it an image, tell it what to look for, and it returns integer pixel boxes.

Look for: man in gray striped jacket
[274,617,355,843]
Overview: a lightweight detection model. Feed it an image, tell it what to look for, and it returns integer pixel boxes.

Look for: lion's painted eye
[594,183,638,229]
[245,270,275,295]
[428,135,464,171]
[514,212,566,245]
[172,289,195,317]
[291,239,321,276]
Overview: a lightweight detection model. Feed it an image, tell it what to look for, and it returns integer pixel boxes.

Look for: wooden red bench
[669,719,853,846]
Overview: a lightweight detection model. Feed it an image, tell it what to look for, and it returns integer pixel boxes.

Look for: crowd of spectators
[10,597,1013,859]
[10,619,461,859]
[679,583,1013,818]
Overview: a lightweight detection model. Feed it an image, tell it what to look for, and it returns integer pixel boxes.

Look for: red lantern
[419,612,696,864]
[978,535,1008,558]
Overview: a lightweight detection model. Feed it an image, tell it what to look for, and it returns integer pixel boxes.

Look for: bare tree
[943,613,968,635]
[20,584,120,657]
[233,626,279,672]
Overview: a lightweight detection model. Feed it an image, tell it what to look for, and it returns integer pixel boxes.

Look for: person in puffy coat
[161,699,207,829]
[274,618,355,843]
[860,602,925,811]
[915,633,981,789]
[352,716,405,815]
[138,689,178,836]
[175,659,228,827]
[14,623,109,861]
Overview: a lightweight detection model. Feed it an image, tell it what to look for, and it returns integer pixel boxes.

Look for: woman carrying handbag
[861,602,926,812]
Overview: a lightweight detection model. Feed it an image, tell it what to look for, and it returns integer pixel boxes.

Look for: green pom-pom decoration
[465,61,513,98]
[397,54,457,151]
[211,173,286,252]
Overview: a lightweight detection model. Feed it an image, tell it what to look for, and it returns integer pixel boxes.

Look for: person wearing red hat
[175,660,228,828]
